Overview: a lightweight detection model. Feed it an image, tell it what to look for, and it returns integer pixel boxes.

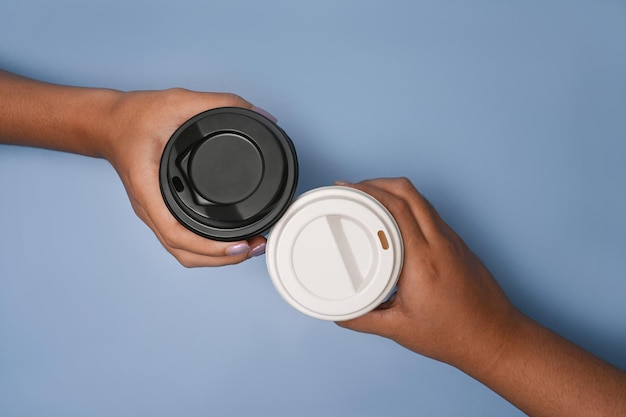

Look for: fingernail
[226,242,250,256]
[334,180,352,185]
[249,242,266,257]
[252,105,278,123]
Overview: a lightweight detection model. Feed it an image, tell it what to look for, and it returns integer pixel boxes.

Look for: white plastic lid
[266,186,404,321]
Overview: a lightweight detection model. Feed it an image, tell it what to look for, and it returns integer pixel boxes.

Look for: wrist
[70,87,125,160]
[0,72,124,159]
[449,307,528,379]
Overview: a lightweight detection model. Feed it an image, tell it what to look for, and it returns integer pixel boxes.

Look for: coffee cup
[266,186,404,321]
[159,107,298,241]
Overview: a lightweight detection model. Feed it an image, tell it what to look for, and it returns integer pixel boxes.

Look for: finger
[151,211,252,259]
[167,245,250,268]
[201,93,277,123]
[140,208,250,266]
[201,92,254,111]
[335,179,439,291]
[349,177,444,242]
[193,92,277,124]
[336,180,428,245]
[128,167,256,259]
[130,192,251,264]
[247,235,268,257]
[360,177,441,225]
[168,92,255,134]
[250,105,278,123]
[335,305,399,338]
[168,235,267,267]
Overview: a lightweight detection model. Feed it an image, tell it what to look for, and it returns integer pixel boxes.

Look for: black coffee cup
[159,107,298,241]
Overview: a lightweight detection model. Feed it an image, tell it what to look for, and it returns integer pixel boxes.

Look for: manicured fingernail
[249,242,266,257]
[226,242,250,256]
[252,105,278,123]
[334,180,352,185]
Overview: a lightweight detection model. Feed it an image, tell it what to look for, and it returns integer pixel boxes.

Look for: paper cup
[266,186,403,321]
[159,107,298,241]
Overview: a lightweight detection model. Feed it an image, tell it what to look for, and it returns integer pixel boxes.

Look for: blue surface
[1,1,625,416]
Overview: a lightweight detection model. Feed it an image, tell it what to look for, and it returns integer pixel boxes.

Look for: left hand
[103,88,268,267]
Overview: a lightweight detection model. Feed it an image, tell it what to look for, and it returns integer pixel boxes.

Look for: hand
[103,89,269,267]
[0,70,270,267]
[335,177,520,368]
[336,178,626,417]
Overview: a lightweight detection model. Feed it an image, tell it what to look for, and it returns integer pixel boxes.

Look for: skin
[336,178,626,417]
[3,70,625,415]
[0,69,268,266]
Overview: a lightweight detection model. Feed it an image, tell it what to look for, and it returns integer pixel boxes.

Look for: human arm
[0,69,267,266]
[336,178,626,417]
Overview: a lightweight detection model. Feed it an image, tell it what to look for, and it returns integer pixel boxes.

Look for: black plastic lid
[159,107,298,241]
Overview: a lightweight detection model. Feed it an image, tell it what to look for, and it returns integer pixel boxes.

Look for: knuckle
[165,87,191,97]
[218,93,250,108]
[396,176,414,190]
[161,231,182,250]
[127,175,148,200]
[157,88,190,107]
[386,196,412,217]
[420,256,440,279]
[177,255,198,268]
[171,250,203,268]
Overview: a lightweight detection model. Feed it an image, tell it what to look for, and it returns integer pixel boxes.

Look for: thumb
[335,301,399,338]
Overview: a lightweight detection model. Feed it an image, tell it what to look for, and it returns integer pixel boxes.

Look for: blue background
[1,1,625,416]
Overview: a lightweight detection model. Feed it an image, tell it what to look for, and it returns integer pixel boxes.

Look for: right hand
[336,178,521,369]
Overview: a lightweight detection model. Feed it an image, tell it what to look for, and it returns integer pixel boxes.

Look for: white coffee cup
[266,186,404,321]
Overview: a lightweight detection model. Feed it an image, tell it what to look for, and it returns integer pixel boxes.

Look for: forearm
[462,314,626,417]
[0,70,122,158]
